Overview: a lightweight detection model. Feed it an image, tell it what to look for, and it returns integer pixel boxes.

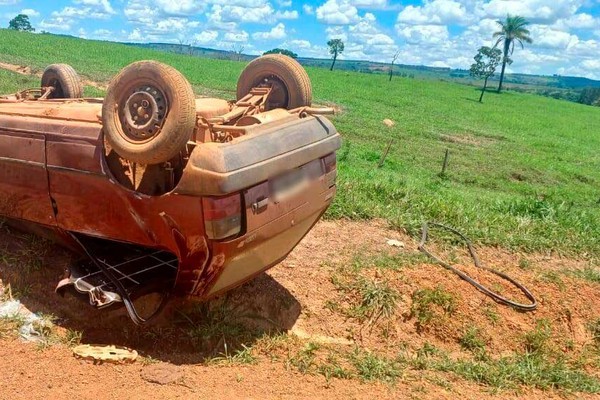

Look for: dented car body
[0,57,340,323]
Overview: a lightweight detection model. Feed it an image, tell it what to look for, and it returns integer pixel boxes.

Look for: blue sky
[1,0,600,79]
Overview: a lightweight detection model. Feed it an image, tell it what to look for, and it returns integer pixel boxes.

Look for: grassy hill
[134,41,600,104]
[1,29,599,256]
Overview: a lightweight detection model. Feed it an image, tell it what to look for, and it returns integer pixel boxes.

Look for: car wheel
[102,60,196,165]
[236,54,312,110]
[41,64,84,99]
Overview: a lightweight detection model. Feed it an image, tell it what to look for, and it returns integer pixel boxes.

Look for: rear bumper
[172,113,341,297]
[175,115,340,196]
[191,185,335,298]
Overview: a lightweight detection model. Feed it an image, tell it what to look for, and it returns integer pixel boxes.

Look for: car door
[0,128,56,226]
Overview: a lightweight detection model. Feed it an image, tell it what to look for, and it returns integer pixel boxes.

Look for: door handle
[251,197,269,213]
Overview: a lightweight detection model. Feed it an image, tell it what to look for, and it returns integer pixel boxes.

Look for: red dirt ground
[1,219,599,399]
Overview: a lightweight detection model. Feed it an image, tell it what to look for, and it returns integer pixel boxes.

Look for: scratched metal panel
[46,139,104,174]
[48,166,208,293]
[0,132,55,224]
[0,115,102,140]
[0,130,46,163]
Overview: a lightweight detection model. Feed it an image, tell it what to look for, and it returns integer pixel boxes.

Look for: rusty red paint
[0,63,340,310]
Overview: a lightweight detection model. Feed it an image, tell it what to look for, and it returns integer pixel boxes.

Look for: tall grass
[1,29,599,254]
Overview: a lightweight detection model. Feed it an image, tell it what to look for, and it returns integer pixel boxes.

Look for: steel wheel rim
[118,85,168,143]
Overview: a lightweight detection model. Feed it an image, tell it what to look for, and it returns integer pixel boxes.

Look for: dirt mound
[0,62,33,76]
[275,220,599,354]
[1,219,599,398]
[0,61,105,90]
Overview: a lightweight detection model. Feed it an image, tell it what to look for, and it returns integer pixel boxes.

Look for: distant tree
[389,50,400,82]
[470,46,503,103]
[8,14,34,32]
[327,39,344,71]
[578,87,600,106]
[231,44,245,61]
[263,48,298,58]
[188,40,197,56]
[493,15,532,93]
[177,38,187,54]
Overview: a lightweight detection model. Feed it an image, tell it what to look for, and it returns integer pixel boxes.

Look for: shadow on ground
[0,224,301,364]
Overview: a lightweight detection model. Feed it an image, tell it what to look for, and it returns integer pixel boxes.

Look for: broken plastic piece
[73,344,138,363]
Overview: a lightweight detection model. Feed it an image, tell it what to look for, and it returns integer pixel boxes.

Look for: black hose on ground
[418,222,537,312]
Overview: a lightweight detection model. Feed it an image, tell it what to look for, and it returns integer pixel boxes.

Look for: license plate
[271,167,309,202]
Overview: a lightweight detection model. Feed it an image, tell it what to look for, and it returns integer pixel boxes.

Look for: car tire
[236,54,312,110]
[102,61,196,165]
[41,64,84,99]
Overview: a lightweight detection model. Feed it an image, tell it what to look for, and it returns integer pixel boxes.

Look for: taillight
[323,153,336,173]
[202,193,242,240]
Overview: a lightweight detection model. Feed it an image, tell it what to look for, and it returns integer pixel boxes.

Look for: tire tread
[236,54,312,109]
[41,64,83,99]
[102,61,196,165]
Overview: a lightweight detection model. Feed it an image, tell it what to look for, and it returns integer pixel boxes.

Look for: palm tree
[493,15,533,93]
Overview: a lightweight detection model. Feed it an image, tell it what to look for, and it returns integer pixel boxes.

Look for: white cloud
[397,0,471,26]
[52,6,109,20]
[323,13,399,60]
[558,50,600,79]
[217,4,274,23]
[287,39,312,48]
[93,28,112,36]
[152,0,204,16]
[39,17,72,31]
[316,0,360,25]
[326,26,348,41]
[74,0,115,14]
[205,1,296,25]
[397,24,450,44]
[556,13,599,30]
[124,1,159,24]
[151,18,200,34]
[529,25,579,49]
[581,59,600,70]
[483,0,579,24]
[194,30,219,44]
[303,4,314,14]
[128,28,144,41]
[253,22,287,40]
[275,9,299,19]
[224,31,249,42]
[90,28,114,40]
[351,0,388,8]
[19,8,39,17]
[48,0,116,27]
[431,60,450,68]
[351,13,394,45]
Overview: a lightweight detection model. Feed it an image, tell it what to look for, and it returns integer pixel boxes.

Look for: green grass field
[1,29,599,256]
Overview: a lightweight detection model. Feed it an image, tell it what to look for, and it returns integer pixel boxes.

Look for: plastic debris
[0,298,48,342]
[387,239,405,248]
[73,344,138,364]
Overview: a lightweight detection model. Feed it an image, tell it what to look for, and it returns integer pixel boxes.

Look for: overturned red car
[0,55,340,323]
